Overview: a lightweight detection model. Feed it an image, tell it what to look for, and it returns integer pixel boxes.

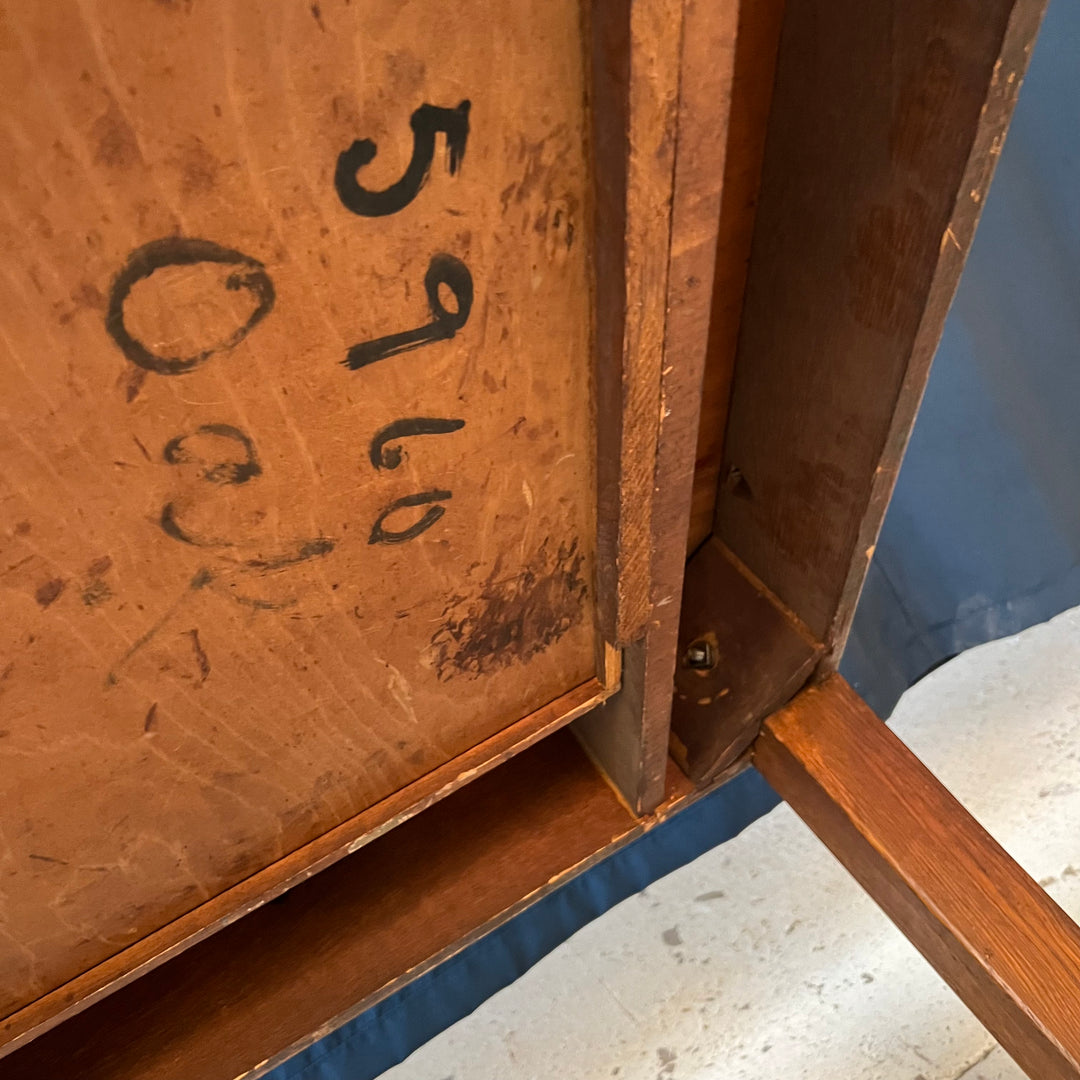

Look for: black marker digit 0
[105,237,275,375]
[368,490,453,545]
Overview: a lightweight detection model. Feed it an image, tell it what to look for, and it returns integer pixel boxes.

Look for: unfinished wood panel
[685,0,786,555]
[670,537,821,781]
[713,0,1047,651]
[0,0,602,1023]
[577,0,737,812]
[755,676,1080,1080]
[0,731,640,1080]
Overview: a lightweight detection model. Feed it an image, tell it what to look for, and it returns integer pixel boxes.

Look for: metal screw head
[684,639,716,670]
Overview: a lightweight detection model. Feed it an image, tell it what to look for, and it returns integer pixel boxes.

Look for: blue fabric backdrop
[270,3,1080,1074]
[843,0,1080,715]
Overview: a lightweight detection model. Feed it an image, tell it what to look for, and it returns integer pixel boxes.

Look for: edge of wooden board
[2,741,730,1080]
[0,675,615,1057]
[242,757,713,1080]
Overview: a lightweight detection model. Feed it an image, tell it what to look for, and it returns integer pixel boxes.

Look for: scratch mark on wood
[187,628,210,686]
[105,570,212,687]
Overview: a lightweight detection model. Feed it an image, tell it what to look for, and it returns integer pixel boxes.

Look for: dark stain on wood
[172,136,221,196]
[73,282,106,310]
[35,578,66,608]
[92,101,141,170]
[124,367,148,402]
[87,556,113,577]
[847,190,936,336]
[430,539,587,680]
[81,579,112,608]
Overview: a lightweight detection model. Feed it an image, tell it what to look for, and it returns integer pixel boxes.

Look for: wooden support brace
[754,675,1080,1080]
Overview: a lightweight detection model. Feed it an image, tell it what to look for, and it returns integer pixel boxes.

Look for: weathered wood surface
[0,0,601,1021]
[713,0,1047,652]
[0,731,643,1080]
[685,0,785,555]
[577,0,737,812]
[756,676,1080,1080]
[676,0,1048,780]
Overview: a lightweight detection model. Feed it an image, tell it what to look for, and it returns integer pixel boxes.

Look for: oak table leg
[754,674,1080,1080]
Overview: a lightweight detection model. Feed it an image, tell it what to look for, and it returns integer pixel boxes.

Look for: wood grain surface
[577,0,737,812]
[0,677,610,1056]
[0,0,601,1021]
[684,0,785,555]
[713,0,1048,650]
[0,730,641,1080]
[591,0,682,649]
[755,675,1080,1080]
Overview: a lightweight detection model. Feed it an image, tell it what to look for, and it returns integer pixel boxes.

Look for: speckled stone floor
[384,606,1080,1080]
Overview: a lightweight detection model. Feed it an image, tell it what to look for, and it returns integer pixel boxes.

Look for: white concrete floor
[384,606,1080,1080]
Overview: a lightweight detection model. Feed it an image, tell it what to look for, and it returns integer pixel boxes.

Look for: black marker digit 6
[369,417,466,470]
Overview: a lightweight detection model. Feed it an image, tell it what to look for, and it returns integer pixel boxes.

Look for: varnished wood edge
[234,753,739,1080]
[591,0,685,646]
[0,676,614,1057]
[581,0,738,813]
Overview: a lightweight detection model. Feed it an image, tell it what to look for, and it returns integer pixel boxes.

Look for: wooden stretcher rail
[755,675,1080,1080]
